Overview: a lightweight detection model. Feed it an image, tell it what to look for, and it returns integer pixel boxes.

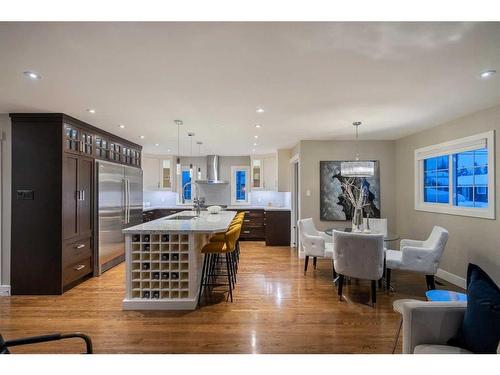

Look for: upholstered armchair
[386,226,448,290]
[298,218,334,272]
[333,230,385,306]
[394,299,472,354]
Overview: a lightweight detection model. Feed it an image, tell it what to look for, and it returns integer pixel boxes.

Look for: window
[415,131,495,219]
[423,155,449,204]
[181,170,191,201]
[453,148,488,208]
[231,166,250,205]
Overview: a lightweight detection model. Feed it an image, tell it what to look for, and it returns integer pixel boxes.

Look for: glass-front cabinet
[63,124,81,154]
[251,158,263,189]
[161,159,172,189]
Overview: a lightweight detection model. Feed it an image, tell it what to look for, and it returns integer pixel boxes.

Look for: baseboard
[436,268,466,289]
[0,285,11,296]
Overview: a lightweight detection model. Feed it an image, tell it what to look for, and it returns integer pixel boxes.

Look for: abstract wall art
[319,160,381,221]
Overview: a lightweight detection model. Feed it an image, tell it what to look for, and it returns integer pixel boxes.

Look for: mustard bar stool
[199,223,242,303]
[209,212,244,273]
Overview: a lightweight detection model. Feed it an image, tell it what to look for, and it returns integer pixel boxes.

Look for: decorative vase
[352,207,363,232]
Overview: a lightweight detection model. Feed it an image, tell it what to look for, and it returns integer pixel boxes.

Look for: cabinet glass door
[63,124,80,154]
[252,159,263,189]
[161,159,172,189]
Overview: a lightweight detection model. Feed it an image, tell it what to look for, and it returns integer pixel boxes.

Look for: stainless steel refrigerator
[96,161,143,275]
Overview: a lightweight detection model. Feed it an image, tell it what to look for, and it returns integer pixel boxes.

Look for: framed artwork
[320,160,380,221]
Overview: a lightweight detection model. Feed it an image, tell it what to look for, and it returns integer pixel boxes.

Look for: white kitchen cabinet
[262,155,277,191]
[142,156,161,190]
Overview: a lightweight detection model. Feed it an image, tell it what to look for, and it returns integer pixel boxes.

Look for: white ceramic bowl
[207,205,222,214]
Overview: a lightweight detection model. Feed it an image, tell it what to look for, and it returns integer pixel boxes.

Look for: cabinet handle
[74,264,86,271]
[244,219,250,222]
[243,230,250,234]
[74,244,86,249]
[81,190,85,201]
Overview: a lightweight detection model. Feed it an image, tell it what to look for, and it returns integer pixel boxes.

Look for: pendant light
[188,132,195,178]
[340,121,375,177]
[196,141,203,180]
[174,120,183,175]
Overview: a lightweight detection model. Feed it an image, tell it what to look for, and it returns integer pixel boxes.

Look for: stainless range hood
[195,155,228,184]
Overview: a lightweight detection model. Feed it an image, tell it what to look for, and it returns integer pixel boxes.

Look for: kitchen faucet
[181,181,205,216]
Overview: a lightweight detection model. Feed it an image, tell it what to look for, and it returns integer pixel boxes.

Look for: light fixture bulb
[256,108,265,113]
[140,135,145,139]
[480,69,496,79]
[119,125,125,129]
[87,109,96,114]
[23,71,41,80]
[255,124,262,128]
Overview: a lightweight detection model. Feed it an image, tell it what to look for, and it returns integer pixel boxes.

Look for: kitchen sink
[164,215,196,221]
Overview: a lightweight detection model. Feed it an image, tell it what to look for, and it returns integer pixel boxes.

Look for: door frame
[290,154,300,252]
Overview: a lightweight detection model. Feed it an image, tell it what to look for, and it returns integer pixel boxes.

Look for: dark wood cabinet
[142,209,184,222]
[10,113,142,295]
[228,209,266,240]
[265,210,291,246]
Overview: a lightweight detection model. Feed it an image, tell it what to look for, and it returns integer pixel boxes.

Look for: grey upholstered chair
[333,230,385,307]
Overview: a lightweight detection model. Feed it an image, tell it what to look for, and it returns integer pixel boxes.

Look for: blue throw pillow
[448,263,500,353]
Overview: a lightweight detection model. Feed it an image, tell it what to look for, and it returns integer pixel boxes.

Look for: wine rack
[130,233,190,300]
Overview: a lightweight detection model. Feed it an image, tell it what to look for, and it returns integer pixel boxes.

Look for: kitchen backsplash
[143,189,291,208]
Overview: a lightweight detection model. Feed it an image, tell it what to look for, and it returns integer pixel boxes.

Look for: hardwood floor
[0,241,462,354]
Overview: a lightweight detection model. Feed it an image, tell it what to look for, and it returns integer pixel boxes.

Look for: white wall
[0,114,11,290]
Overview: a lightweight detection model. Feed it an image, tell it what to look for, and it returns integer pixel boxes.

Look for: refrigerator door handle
[126,178,131,224]
[122,178,126,224]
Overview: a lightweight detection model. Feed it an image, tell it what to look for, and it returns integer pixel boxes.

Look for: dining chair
[385,226,448,291]
[333,230,385,307]
[298,218,334,273]
[363,217,387,237]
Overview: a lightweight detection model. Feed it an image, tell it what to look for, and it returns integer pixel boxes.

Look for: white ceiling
[1,22,499,155]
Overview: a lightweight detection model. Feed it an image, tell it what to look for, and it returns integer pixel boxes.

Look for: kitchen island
[122,210,236,310]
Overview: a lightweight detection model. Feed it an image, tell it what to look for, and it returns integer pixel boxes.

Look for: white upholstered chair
[298,218,334,272]
[363,218,387,237]
[385,226,448,290]
[333,230,385,306]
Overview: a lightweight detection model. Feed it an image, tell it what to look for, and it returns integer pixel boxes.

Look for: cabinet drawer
[63,257,92,286]
[63,237,92,266]
[242,217,264,227]
[240,227,265,239]
[240,210,264,218]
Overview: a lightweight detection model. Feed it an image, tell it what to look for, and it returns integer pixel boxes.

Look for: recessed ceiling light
[480,69,496,79]
[252,149,256,152]
[254,135,259,139]
[154,143,159,147]
[87,109,96,114]
[167,149,171,152]
[23,71,41,80]
[140,135,145,139]
[119,125,125,129]
[256,108,265,113]
[255,124,262,128]
[253,143,258,146]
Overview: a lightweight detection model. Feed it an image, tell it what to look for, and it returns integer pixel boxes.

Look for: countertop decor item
[207,205,222,214]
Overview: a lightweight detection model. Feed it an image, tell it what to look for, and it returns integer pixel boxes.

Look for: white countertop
[143,205,290,211]
[123,210,237,234]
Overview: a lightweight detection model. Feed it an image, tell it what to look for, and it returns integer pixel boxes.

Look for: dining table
[323,227,400,242]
